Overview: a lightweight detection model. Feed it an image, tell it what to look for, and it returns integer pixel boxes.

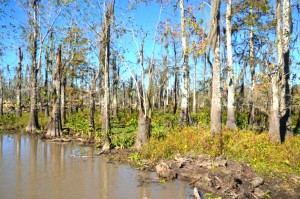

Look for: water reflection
[0,133,192,199]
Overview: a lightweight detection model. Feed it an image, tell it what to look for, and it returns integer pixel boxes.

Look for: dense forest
[0,0,300,181]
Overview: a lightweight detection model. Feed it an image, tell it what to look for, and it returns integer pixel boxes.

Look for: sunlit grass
[141,127,300,176]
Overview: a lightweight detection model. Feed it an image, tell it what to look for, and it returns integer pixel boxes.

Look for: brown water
[0,133,193,199]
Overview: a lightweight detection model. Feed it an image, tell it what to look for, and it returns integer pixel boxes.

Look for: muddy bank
[107,149,300,199]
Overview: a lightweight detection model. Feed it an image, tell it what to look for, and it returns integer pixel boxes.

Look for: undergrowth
[0,112,49,130]
[141,127,300,176]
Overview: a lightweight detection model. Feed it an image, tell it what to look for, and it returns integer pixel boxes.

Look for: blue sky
[0,0,299,87]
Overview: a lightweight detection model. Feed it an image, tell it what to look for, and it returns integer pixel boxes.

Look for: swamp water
[0,133,193,199]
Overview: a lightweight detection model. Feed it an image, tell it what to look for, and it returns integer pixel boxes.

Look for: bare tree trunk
[122,82,126,110]
[26,0,40,133]
[61,75,66,124]
[280,0,292,139]
[248,8,255,126]
[70,73,74,114]
[46,46,63,137]
[192,55,197,114]
[269,72,280,141]
[173,42,178,115]
[164,87,168,113]
[179,0,190,124]
[269,0,282,142]
[135,36,154,150]
[135,112,150,150]
[89,81,96,132]
[129,78,133,113]
[112,54,118,116]
[163,23,169,113]
[225,0,236,130]
[101,1,114,152]
[17,47,23,117]
[44,49,50,117]
[158,86,162,110]
[209,0,222,135]
[80,77,84,112]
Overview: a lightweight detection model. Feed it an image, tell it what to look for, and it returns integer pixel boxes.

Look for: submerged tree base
[46,117,62,137]
[25,118,40,134]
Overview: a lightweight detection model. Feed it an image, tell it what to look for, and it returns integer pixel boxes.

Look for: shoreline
[1,129,300,198]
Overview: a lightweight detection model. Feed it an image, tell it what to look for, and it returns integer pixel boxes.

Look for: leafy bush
[65,111,90,135]
[112,132,135,149]
[236,111,249,129]
[0,112,50,130]
[0,114,17,129]
[191,108,210,126]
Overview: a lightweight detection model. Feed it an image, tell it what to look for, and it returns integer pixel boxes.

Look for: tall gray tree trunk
[179,0,190,124]
[135,34,155,150]
[209,0,222,135]
[112,54,118,116]
[269,71,281,141]
[248,8,255,126]
[135,112,150,150]
[164,87,168,113]
[173,42,179,115]
[44,49,50,117]
[26,0,40,133]
[46,46,63,137]
[89,80,96,132]
[225,0,236,130]
[45,32,54,117]
[269,0,292,142]
[101,1,114,152]
[123,82,126,111]
[61,75,66,124]
[192,55,197,114]
[280,0,292,139]
[269,0,282,142]
[163,27,169,114]
[127,79,131,113]
[70,71,74,114]
[16,47,23,117]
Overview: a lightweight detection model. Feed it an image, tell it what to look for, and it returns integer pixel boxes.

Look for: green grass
[141,126,300,176]
[0,112,50,130]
